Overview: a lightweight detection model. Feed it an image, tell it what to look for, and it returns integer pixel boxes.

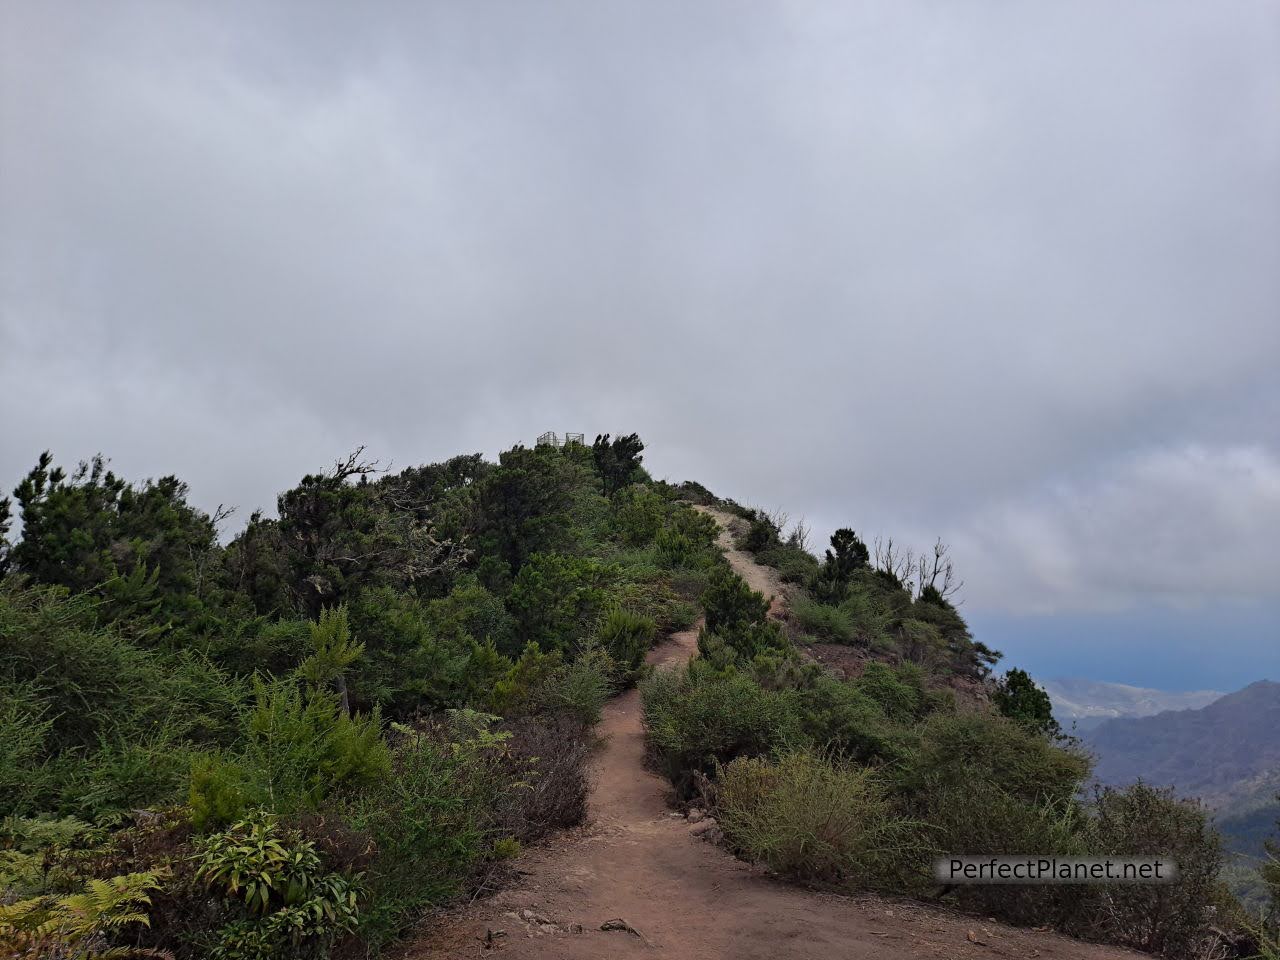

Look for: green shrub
[612,486,667,546]
[641,661,805,796]
[993,667,1060,737]
[791,597,854,643]
[341,723,503,950]
[194,812,361,959]
[898,711,1093,919]
[544,642,616,725]
[0,685,59,818]
[717,750,922,888]
[793,674,902,763]
[506,553,616,654]
[698,618,790,662]
[758,543,820,585]
[485,642,563,717]
[189,680,390,828]
[852,661,929,723]
[701,571,770,635]
[1068,784,1226,958]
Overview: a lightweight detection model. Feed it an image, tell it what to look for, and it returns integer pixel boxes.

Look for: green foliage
[701,570,770,635]
[993,668,1061,737]
[0,495,11,580]
[11,451,219,620]
[339,725,502,950]
[612,486,666,546]
[476,445,592,571]
[717,750,922,889]
[641,661,805,796]
[544,642,616,726]
[297,604,363,714]
[0,870,164,959]
[853,661,930,724]
[591,433,645,495]
[195,813,360,959]
[506,553,615,654]
[189,680,389,828]
[1073,783,1224,958]
[597,607,656,683]
[791,597,854,643]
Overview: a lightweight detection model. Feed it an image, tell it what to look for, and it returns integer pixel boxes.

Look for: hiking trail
[401,507,1138,960]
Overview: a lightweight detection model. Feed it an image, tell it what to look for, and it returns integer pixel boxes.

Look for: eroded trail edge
[402,508,1137,960]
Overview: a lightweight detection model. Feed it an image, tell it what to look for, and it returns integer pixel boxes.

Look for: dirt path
[401,508,1139,960]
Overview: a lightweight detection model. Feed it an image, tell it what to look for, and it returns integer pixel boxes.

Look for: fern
[0,870,166,959]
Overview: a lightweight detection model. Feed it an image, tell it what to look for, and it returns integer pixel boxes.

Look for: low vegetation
[642,505,1278,959]
[0,434,725,958]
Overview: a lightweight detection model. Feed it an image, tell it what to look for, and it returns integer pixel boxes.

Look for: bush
[898,711,1093,919]
[597,607,657,683]
[495,715,591,843]
[544,642,616,725]
[641,661,805,797]
[852,661,929,723]
[340,720,505,951]
[717,750,922,888]
[791,597,854,643]
[1069,784,1226,958]
[505,553,616,654]
[189,680,390,828]
[757,543,820,585]
[194,812,361,959]
[701,571,770,635]
[612,486,666,546]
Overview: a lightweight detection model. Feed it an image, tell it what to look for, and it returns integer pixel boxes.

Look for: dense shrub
[505,553,616,654]
[717,750,922,889]
[338,722,500,951]
[597,607,657,683]
[701,570,770,635]
[993,667,1060,737]
[791,596,855,643]
[189,681,390,828]
[1069,784,1226,958]
[641,661,805,796]
[193,812,362,959]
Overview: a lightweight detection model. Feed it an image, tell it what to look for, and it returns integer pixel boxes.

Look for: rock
[687,808,706,823]
[693,823,723,844]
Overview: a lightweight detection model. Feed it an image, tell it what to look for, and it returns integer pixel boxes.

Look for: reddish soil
[399,509,1140,960]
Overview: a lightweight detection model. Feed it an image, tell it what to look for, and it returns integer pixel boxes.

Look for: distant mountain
[1040,677,1223,732]
[1085,680,1280,857]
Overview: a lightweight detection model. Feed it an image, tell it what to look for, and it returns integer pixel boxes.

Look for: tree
[826,528,869,578]
[0,496,11,579]
[475,445,586,571]
[993,668,1060,737]
[271,448,465,617]
[10,452,220,617]
[591,434,645,495]
[809,528,869,603]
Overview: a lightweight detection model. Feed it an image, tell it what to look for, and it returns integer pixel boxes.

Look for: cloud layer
[2,2,1277,679]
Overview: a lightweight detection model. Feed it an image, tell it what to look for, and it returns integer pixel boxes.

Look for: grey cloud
[2,2,1278,649]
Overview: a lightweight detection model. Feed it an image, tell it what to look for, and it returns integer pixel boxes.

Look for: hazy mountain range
[1040,677,1224,732]
[1079,680,1280,860]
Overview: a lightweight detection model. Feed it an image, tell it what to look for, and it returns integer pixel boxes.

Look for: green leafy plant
[194,813,361,960]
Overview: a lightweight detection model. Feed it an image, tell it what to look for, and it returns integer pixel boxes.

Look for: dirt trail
[402,508,1138,960]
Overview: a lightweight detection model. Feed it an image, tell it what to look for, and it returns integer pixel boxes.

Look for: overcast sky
[3,2,1277,690]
